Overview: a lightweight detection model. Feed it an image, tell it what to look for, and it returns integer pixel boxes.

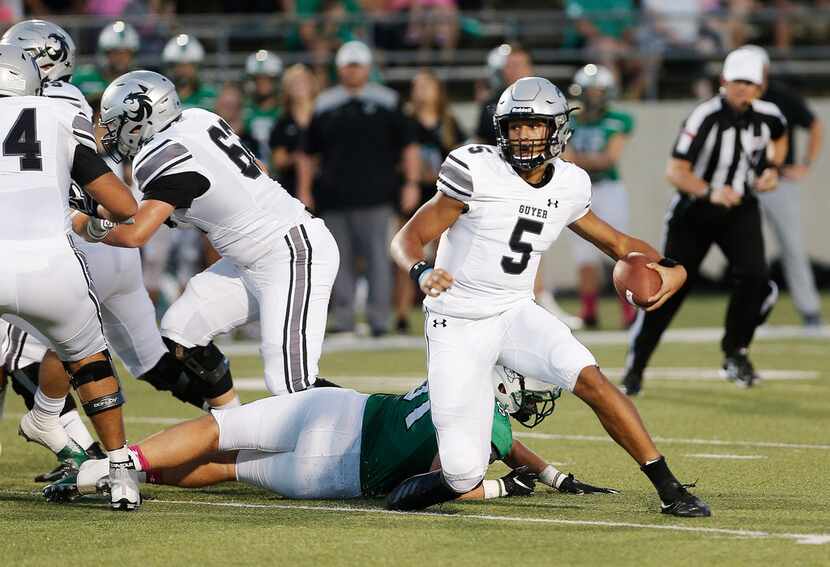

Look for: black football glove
[68,182,103,218]
[500,466,538,497]
[557,473,620,495]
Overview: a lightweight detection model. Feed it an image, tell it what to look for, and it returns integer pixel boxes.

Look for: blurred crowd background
[3,0,829,336]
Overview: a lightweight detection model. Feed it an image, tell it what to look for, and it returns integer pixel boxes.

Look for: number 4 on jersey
[3,108,43,171]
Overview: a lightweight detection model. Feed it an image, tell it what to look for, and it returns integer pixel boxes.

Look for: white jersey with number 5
[424,144,592,319]
[132,108,308,267]
[0,96,98,243]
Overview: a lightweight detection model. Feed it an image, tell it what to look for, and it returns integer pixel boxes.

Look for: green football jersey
[180,84,218,112]
[359,382,513,497]
[569,109,634,182]
[72,65,108,100]
[243,102,281,159]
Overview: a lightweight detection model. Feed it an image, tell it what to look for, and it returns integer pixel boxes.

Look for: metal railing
[5,8,830,97]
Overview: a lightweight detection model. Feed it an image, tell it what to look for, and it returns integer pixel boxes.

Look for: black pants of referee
[626,195,770,374]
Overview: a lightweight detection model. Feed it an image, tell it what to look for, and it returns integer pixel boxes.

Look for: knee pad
[10,363,78,414]
[141,339,233,407]
[63,352,124,416]
[442,465,487,494]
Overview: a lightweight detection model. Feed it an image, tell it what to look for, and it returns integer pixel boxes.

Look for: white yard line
[147,498,830,545]
[219,324,830,355]
[230,367,819,392]
[683,454,767,460]
[514,431,830,451]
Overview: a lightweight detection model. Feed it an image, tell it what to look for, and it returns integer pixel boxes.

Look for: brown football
[613,252,662,308]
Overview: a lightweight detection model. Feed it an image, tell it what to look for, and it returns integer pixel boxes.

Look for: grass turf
[0,293,828,566]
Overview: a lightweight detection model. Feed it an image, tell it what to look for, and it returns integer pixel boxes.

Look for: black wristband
[409,260,433,284]
[658,257,679,268]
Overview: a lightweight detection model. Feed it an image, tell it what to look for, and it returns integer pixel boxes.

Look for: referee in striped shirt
[623,48,788,394]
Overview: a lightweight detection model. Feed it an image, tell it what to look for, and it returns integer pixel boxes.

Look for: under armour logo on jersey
[548,199,558,208]
[432,319,447,328]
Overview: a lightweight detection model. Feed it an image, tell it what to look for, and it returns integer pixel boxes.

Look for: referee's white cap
[336,41,372,68]
[722,48,765,85]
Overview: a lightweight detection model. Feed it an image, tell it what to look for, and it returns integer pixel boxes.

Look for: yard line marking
[230,368,819,392]
[683,454,767,460]
[3,412,827,451]
[148,498,830,545]
[514,432,830,451]
[218,324,830,355]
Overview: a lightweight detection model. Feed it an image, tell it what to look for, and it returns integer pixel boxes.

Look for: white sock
[211,395,240,410]
[30,388,71,453]
[108,445,130,464]
[59,410,96,450]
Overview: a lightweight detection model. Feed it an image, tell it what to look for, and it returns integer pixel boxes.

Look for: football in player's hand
[613,252,662,308]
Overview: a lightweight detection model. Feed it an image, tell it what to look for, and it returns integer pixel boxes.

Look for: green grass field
[1,294,829,566]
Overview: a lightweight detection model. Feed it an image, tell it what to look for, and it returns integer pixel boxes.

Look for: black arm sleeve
[71,145,113,186]
[142,171,210,209]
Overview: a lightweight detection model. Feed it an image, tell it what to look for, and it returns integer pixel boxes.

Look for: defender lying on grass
[44,368,617,502]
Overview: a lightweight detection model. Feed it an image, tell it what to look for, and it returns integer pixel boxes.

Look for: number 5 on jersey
[501,218,543,274]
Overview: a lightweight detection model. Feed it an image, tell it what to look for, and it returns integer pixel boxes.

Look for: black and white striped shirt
[672,96,787,196]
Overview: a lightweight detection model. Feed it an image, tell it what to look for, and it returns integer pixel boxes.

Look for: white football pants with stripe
[1,238,106,363]
[1,235,167,378]
[161,217,339,395]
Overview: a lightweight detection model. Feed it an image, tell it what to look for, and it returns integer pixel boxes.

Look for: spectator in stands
[22,0,83,15]
[290,0,365,83]
[638,0,719,98]
[474,44,533,145]
[389,0,460,60]
[243,49,283,161]
[74,20,140,107]
[394,69,465,333]
[215,82,260,158]
[0,0,23,21]
[162,33,217,110]
[270,63,319,197]
[298,41,420,337]
[565,0,645,98]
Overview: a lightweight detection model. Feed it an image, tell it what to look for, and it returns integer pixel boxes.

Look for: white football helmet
[486,43,511,88]
[569,63,617,113]
[493,365,562,428]
[246,49,282,78]
[98,20,140,52]
[0,19,75,82]
[0,44,42,96]
[162,34,205,65]
[99,70,181,160]
[493,76,575,171]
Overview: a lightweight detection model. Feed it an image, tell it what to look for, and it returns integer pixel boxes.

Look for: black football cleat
[621,369,643,397]
[722,351,757,388]
[660,486,712,518]
[312,377,341,389]
[35,461,77,483]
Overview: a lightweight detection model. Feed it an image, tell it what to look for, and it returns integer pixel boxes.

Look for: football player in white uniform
[388,77,710,517]
[1,24,240,483]
[80,70,339,396]
[0,46,140,509]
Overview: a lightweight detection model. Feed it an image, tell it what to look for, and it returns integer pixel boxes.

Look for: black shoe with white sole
[722,351,758,388]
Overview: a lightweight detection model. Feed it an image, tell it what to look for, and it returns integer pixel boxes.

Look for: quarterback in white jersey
[388,77,710,517]
[0,45,141,510]
[85,70,339,396]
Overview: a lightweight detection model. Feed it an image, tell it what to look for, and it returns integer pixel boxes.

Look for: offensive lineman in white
[388,77,711,517]
[77,70,339,395]
[0,23,241,483]
[0,46,140,509]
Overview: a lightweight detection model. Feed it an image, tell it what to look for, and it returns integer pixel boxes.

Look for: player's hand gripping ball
[613,252,662,309]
